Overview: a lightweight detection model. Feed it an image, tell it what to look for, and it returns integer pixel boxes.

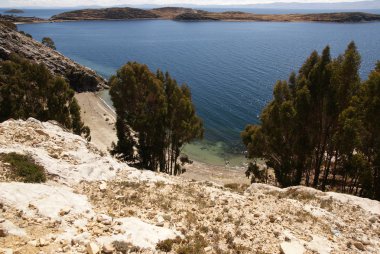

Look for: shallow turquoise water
[19,20,380,164]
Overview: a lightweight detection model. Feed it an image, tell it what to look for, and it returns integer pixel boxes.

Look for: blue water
[17,20,380,163]
[0,9,73,19]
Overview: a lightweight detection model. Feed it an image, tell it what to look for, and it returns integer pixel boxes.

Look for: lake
[18,20,380,165]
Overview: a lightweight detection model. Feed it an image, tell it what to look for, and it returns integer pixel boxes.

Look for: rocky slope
[0,22,106,91]
[51,7,380,23]
[0,14,44,24]
[51,7,159,21]
[0,118,379,254]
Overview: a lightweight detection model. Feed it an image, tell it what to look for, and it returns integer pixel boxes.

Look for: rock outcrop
[0,22,107,91]
[0,118,380,253]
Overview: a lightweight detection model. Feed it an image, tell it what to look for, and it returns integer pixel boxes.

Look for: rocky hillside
[50,7,380,23]
[0,22,106,91]
[0,14,44,24]
[51,7,159,21]
[0,118,379,254]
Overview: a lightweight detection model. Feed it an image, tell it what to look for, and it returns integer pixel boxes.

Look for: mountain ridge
[50,7,380,23]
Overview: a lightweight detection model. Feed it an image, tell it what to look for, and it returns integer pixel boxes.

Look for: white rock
[28,240,38,247]
[102,243,115,254]
[38,238,49,247]
[280,241,305,254]
[96,214,112,225]
[96,217,181,249]
[99,182,107,191]
[86,242,100,254]
[306,236,332,254]
[0,220,26,237]
[0,183,94,220]
[156,215,165,227]
[0,248,13,254]
[204,246,213,253]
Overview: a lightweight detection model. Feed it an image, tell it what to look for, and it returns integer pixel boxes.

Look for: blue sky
[0,0,367,8]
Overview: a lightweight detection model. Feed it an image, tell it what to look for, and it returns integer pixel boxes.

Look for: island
[51,7,380,23]
[0,14,45,24]
[4,9,24,14]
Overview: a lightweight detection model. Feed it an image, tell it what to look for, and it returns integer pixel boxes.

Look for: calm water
[0,9,73,19]
[18,20,380,165]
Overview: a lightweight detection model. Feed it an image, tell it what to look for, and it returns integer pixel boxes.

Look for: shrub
[176,233,208,254]
[112,241,140,254]
[0,54,90,140]
[156,237,181,252]
[0,152,46,183]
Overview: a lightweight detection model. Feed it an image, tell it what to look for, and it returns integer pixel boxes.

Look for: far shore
[76,92,250,185]
[10,7,380,25]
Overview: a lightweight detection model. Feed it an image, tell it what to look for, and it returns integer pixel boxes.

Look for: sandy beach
[75,92,117,152]
[76,92,250,185]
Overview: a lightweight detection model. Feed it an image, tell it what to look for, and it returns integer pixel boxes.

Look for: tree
[109,62,203,174]
[42,37,56,50]
[242,42,380,201]
[0,54,90,140]
[353,61,380,200]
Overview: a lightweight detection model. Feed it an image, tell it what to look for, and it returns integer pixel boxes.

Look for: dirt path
[75,92,117,152]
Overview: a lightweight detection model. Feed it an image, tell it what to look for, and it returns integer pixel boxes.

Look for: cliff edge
[0,22,107,91]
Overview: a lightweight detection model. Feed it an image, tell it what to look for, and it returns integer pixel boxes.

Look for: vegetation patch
[0,152,46,183]
[176,233,208,254]
[112,241,141,253]
[156,237,182,252]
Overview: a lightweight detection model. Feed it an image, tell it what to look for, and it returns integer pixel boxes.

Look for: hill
[0,22,106,91]
[4,9,24,14]
[51,7,159,21]
[50,7,380,23]
[0,118,379,253]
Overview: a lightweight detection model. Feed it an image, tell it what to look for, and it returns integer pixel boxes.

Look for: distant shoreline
[5,7,380,24]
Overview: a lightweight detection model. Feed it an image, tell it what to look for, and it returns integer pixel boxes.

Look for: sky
[0,0,368,8]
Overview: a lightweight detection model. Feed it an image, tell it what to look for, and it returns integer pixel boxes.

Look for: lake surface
[18,20,380,165]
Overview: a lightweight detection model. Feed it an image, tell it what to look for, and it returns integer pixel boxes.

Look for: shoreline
[15,17,380,25]
[76,91,250,184]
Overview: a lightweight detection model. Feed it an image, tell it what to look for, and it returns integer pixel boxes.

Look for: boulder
[280,241,305,254]
[86,242,100,254]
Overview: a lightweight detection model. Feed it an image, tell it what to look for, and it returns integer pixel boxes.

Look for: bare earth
[75,92,249,185]
[1,118,380,254]
[75,92,117,152]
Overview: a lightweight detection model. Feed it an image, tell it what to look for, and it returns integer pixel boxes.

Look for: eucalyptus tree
[110,62,203,174]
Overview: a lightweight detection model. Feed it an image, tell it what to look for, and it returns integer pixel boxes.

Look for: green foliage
[19,31,32,38]
[0,152,46,183]
[242,42,380,200]
[0,54,90,140]
[109,62,203,174]
[42,37,56,50]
